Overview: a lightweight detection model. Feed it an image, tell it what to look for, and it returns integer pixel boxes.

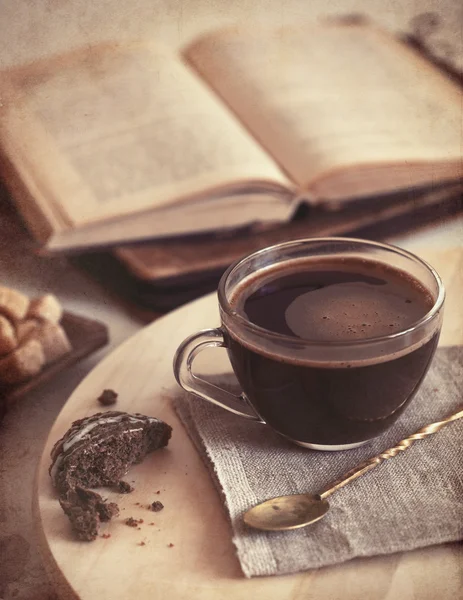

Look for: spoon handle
[319,406,463,500]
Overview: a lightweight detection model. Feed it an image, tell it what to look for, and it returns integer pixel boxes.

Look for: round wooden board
[35,245,463,599]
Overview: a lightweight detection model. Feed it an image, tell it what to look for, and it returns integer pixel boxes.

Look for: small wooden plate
[0,311,109,410]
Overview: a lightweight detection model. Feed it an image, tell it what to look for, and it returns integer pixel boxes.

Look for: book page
[185,23,462,198]
[0,42,291,228]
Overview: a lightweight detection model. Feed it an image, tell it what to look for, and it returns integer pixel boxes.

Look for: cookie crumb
[125,517,140,528]
[97,389,118,406]
[117,481,134,494]
[150,501,164,512]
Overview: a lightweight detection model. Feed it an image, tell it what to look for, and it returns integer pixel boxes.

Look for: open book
[0,21,461,253]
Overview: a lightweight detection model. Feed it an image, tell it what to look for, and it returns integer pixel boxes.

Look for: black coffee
[227,258,438,446]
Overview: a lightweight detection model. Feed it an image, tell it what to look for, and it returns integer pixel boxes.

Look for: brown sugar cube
[0,314,17,356]
[33,321,72,364]
[27,294,63,324]
[17,319,71,364]
[0,286,29,322]
[0,338,45,385]
[16,318,40,343]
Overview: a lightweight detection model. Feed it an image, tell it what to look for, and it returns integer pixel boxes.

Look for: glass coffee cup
[174,238,445,450]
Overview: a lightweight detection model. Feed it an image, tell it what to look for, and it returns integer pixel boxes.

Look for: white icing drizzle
[50,413,158,484]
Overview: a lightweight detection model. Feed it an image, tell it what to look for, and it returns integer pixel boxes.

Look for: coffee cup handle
[173,328,264,422]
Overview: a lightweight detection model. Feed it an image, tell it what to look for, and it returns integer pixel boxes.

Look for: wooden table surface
[0,2,462,599]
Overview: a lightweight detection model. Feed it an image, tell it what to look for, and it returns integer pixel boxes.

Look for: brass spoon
[244,407,463,531]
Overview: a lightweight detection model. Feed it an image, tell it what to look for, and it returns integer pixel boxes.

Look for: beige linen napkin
[175,346,462,577]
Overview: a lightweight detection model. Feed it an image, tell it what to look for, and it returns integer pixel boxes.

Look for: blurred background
[1,0,462,70]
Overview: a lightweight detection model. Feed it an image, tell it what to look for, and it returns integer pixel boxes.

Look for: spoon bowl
[244,494,329,531]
